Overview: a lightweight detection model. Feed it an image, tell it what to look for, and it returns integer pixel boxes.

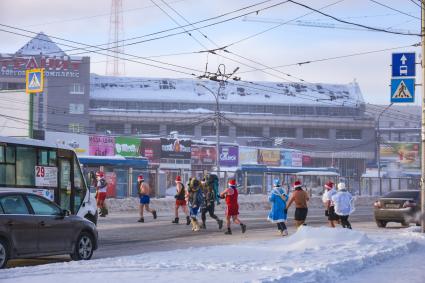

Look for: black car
[374,190,422,228]
[0,192,98,268]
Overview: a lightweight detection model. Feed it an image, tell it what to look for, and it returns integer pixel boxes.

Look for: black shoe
[218,219,223,230]
[152,210,157,219]
[241,224,247,233]
[172,217,179,224]
[224,228,232,235]
[138,217,144,223]
[200,223,206,229]
[99,213,106,217]
[186,216,191,225]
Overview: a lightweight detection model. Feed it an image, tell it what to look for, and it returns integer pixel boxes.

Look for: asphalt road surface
[7,206,402,268]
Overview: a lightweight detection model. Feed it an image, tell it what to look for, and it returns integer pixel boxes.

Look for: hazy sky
[0,0,422,105]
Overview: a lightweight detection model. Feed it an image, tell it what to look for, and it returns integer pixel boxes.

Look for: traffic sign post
[390,52,416,104]
[25,68,44,138]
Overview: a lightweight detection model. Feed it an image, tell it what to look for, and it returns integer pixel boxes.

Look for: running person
[172,175,190,225]
[286,180,309,228]
[332,182,355,229]
[187,178,204,231]
[220,179,247,235]
[322,181,339,228]
[95,171,108,217]
[200,181,223,230]
[137,174,157,223]
[268,179,289,236]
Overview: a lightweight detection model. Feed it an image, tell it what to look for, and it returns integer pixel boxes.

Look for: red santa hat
[324,181,334,190]
[175,176,182,182]
[293,180,302,188]
[228,179,237,187]
[137,174,144,182]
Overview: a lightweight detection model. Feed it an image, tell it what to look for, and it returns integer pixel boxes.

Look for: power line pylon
[106,0,125,76]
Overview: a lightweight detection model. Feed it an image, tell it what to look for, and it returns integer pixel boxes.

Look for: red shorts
[226,205,239,216]
[97,192,107,202]
[176,199,186,206]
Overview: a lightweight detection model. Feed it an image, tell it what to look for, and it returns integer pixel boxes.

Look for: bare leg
[139,204,144,218]
[175,205,179,218]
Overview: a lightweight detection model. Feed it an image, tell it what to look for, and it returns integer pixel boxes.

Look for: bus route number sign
[35,166,58,187]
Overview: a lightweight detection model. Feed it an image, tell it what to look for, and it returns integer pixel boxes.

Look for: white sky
[0,0,422,105]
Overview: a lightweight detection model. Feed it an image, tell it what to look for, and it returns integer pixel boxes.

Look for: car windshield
[383,191,420,199]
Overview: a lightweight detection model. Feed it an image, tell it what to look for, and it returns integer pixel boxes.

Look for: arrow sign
[392,52,415,77]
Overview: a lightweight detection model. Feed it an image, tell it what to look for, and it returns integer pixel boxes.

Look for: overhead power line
[369,0,420,20]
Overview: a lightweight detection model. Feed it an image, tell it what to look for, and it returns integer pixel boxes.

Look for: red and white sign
[35,166,58,187]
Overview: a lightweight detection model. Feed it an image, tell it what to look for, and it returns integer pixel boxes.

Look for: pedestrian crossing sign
[391,78,414,103]
[26,68,44,94]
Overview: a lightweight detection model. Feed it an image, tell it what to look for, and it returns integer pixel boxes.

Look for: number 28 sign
[35,166,58,187]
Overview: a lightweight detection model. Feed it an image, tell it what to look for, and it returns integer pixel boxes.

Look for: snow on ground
[2,226,424,283]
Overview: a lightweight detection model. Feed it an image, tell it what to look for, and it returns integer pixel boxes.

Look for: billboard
[89,135,115,156]
[139,139,161,164]
[380,143,420,168]
[45,131,89,156]
[239,147,258,165]
[191,145,217,165]
[160,138,191,159]
[258,149,280,166]
[115,136,141,157]
[219,145,238,167]
[281,151,292,167]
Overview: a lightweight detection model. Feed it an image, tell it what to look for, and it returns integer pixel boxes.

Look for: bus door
[57,149,74,214]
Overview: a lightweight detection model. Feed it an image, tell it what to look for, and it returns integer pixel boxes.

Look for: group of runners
[94,171,354,236]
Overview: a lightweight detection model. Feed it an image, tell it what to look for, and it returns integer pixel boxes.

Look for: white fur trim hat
[337,182,346,191]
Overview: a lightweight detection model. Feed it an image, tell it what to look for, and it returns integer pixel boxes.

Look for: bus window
[0,145,4,163]
[59,159,71,211]
[16,146,36,186]
[73,158,86,213]
[49,150,57,166]
[0,145,15,186]
[38,149,57,167]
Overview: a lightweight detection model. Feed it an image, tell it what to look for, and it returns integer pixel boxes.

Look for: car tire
[401,221,409,227]
[0,239,9,269]
[376,220,387,228]
[70,232,94,261]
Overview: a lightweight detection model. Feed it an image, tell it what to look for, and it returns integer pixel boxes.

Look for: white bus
[0,136,98,224]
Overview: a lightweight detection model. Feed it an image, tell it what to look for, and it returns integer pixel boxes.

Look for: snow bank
[2,227,422,283]
[105,195,377,213]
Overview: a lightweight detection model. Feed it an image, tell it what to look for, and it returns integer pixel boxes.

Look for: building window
[270,127,296,138]
[69,103,85,114]
[336,129,362,140]
[166,125,194,136]
[201,125,229,136]
[159,80,176,90]
[236,127,263,137]
[95,123,124,134]
[303,128,329,139]
[70,83,85,94]
[69,123,84,133]
[132,124,160,135]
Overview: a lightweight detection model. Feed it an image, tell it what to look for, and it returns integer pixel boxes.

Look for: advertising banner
[292,152,303,167]
[281,151,292,167]
[140,139,161,164]
[115,136,141,157]
[301,154,311,166]
[45,131,89,156]
[219,145,239,167]
[258,149,281,166]
[89,135,115,156]
[239,147,258,165]
[105,172,117,198]
[191,145,217,165]
[380,143,420,168]
[160,138,191,159]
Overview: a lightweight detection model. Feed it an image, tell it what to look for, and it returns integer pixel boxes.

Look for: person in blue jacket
[268,179,289,236]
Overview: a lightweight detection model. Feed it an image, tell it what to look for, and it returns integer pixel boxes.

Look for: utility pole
[376,103,393,193]
[421,1,425,233]
[197,64,240,181]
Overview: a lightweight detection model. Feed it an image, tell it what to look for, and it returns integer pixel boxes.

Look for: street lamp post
[376,103,393,194]
[197,83,221,177]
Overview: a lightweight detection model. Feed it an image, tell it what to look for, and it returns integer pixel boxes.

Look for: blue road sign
[391,78,415,103]
[392,53,415,77]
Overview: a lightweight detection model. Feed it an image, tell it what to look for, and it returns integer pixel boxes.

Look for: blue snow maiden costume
[267,179,289,235]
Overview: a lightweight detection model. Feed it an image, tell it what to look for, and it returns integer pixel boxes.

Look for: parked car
[373,190,421,228]
[0,192,98,268]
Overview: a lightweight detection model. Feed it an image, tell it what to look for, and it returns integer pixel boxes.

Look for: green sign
[115,137,141,157]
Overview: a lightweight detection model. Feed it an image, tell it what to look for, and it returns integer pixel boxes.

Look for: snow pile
[105,195,377,213]
[2,227,422,283]
[16,32,66,57]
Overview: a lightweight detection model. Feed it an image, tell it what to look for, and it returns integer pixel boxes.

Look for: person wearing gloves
[322,181,339,228]
[267,179,289,236]
[332,182,355,229]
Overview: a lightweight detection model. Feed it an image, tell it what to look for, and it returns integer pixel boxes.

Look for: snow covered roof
[90,74,364,107]
[16,32,66,57]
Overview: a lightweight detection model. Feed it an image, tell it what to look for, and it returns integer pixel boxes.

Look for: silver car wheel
[0,243,6,267]
[78,235,93,260]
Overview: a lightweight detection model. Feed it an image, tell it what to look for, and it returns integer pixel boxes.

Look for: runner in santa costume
[286,180,309,228]
[322,181,339,228]
[137,174,157,223]
[95,171,108,217]
[220,179,247,235]
[172,175,191,225]
[267,178,289,236]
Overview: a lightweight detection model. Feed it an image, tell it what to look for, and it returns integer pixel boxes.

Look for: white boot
[282,230,288,237]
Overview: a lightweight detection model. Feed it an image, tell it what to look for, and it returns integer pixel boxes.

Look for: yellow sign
[26,68,44,94]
